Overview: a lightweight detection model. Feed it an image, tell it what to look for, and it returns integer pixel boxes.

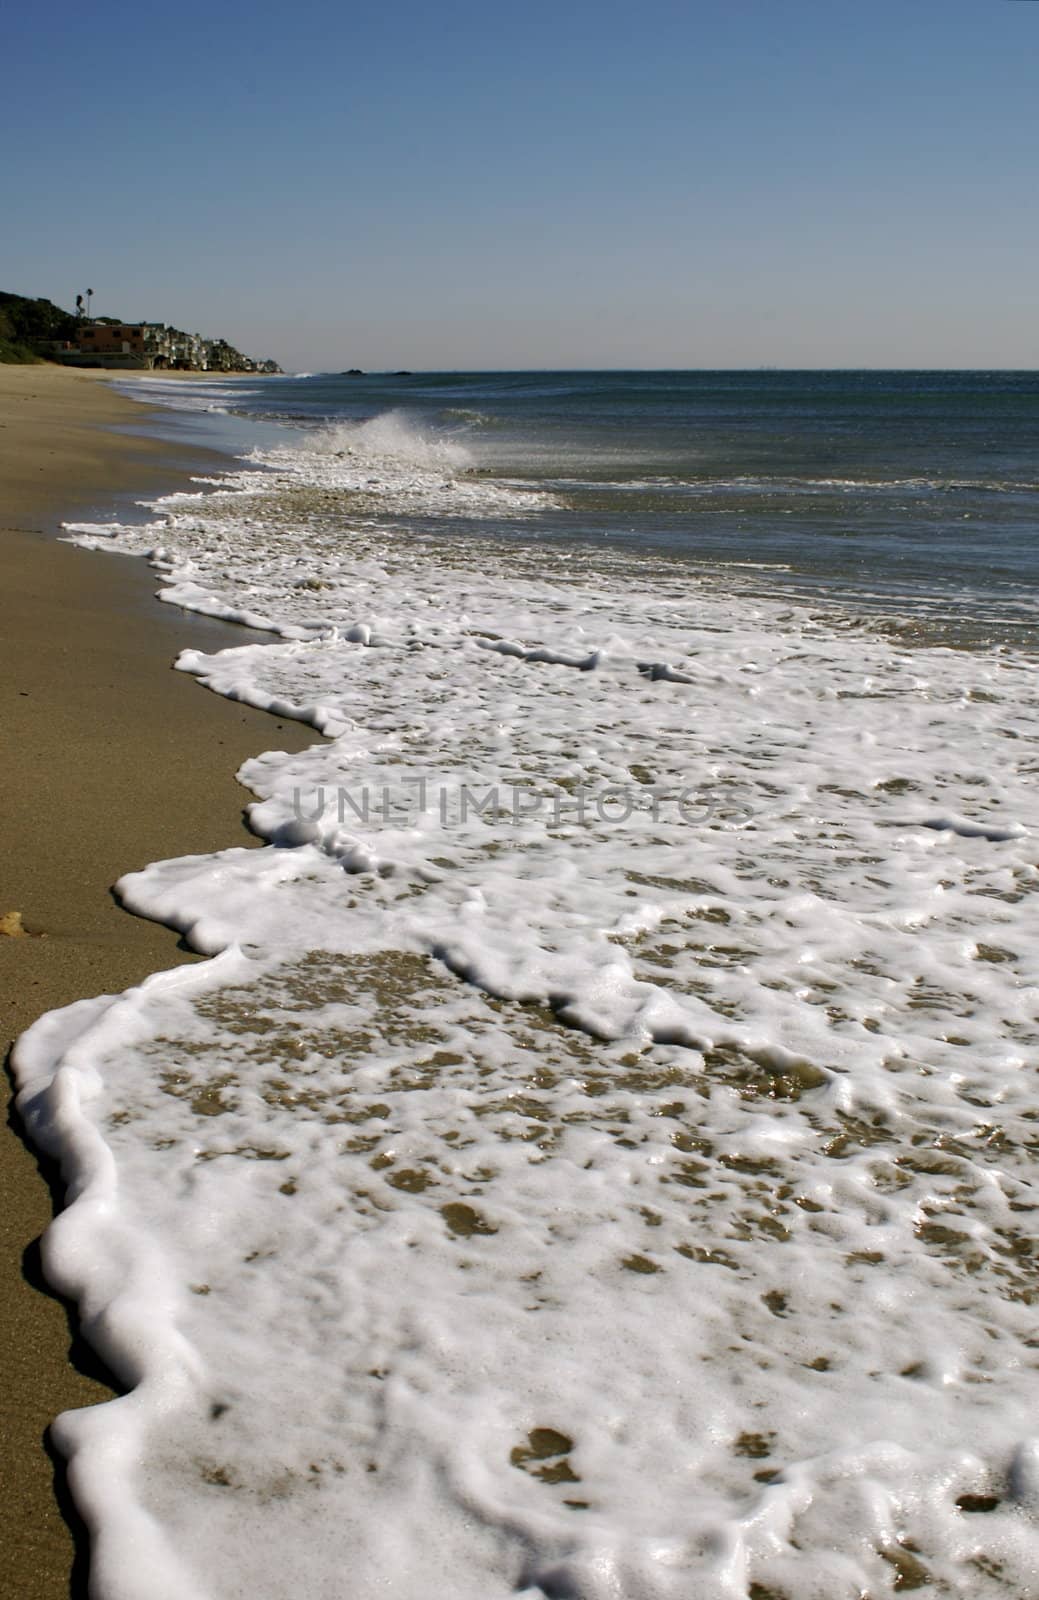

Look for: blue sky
[3,0,1037,370]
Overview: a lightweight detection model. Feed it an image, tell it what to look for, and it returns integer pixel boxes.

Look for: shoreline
[0,365,317,1598]
[5,368,1037,1597]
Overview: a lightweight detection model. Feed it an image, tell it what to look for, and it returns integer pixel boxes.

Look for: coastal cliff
[0,291,280,373]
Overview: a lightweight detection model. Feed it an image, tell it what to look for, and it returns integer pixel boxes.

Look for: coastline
[4,367,1037,1596]
[0,365,317,1598]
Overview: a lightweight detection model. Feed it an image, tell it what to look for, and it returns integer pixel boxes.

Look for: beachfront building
[153,327,208,369]
[60,321,280,373]
[74,322,152,362]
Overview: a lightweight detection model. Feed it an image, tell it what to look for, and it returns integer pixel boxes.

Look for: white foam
[114,376,259,415]
[20,430,1039,1597]
[237,410,561,516]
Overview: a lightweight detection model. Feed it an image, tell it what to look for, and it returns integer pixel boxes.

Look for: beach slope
[0,364,315,1598]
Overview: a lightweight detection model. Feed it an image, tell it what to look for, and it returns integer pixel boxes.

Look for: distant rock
[341,368,365,376]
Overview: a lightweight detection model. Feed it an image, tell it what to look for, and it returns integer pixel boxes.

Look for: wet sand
[0,365,318,1598]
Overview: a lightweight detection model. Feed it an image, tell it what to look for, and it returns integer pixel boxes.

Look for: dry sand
[0,364,319,1598]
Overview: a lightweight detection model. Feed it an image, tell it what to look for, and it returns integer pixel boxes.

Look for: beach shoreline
[4,364,1037,1598]
[0,364,317,1599]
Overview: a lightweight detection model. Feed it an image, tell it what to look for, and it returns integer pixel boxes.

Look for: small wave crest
[114,376,257,415]
[439,407,501,428]
[306,410,474,473]
[698,474,1039,496]
[243,408,558,517]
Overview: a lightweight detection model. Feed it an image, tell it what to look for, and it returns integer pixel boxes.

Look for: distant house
[75,322,152,362]
[71,321,199,369]
[151,327,206,369]
[61,318,280,373]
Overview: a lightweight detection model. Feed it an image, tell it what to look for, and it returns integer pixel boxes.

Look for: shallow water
[14,372,1039,1598]
[137,367,1039,644]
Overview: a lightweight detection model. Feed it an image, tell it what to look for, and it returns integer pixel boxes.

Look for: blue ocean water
[184,368,1039,642]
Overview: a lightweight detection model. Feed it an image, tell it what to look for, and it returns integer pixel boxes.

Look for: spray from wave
[239,409,559,517]
[304,409,476,473]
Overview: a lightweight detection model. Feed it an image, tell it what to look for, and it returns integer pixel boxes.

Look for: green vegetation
[0,291,78,362]
[0,289,279,372]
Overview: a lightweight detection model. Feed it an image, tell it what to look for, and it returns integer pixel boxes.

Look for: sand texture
[0,363,317,1598]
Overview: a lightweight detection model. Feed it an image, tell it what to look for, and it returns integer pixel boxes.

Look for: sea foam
[17,414,1039,1598]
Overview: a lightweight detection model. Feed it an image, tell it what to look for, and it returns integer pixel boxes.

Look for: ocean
[16,370,1039,1599]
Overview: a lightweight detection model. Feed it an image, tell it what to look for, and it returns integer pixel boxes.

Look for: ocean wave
[31,382,1039,1598]
[544,473,1039,498]
[438,407,502,427]
[115,376,260,415]
[238,409,560,516]
[706,474,1039,496]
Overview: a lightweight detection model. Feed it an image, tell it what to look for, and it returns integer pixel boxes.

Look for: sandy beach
[0,365,316,1598]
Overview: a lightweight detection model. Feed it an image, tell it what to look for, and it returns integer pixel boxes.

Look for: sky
[2,0,1037,371]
